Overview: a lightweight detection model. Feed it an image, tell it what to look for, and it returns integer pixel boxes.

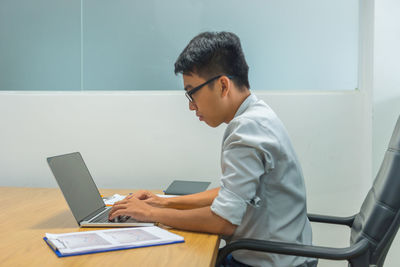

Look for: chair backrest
[350,115,400,266]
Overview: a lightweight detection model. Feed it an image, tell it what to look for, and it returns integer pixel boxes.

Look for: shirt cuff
[210,186,247,225]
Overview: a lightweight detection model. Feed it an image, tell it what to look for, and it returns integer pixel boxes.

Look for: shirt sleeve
[211,118,274,226]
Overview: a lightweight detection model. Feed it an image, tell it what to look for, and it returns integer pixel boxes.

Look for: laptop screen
[47,152,105,223]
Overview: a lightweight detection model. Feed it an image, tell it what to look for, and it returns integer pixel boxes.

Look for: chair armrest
[307,213,356,227]
[216,238,369,267]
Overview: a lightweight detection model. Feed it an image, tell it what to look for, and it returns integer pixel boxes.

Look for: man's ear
[220,76,231,97]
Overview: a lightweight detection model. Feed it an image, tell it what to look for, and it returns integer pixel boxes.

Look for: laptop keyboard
[91,211,110,223]
[91,211,131,223]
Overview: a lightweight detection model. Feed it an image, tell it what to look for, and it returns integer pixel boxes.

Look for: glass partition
[0,0,359,91]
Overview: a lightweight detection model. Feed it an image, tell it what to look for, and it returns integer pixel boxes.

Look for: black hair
[174,31,250,90]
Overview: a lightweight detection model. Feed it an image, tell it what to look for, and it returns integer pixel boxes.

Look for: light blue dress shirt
[211,94,315,267]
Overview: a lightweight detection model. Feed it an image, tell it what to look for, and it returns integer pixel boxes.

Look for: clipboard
[43,237,184,257]
[43,227,184,257]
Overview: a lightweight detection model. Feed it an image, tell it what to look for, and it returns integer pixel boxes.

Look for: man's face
[183,73,227,128]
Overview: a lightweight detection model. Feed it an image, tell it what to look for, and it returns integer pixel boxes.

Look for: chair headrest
[389,116,400,150]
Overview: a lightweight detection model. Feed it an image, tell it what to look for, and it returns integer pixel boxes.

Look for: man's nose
[189,101,197,111]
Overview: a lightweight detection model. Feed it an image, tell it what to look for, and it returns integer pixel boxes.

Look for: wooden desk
[0,187,220,267]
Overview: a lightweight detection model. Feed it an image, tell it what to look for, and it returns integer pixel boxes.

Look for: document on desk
[44,226,184,257]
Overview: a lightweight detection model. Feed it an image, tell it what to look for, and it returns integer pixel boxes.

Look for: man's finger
[132,191,149,200]
[114,199,128,205]
[109,204,127,218]
[108,210,126,220]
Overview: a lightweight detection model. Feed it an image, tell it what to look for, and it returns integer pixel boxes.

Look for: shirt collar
[234,93,258,118]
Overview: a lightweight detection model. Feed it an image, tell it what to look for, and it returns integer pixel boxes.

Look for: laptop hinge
[79,206,109,224]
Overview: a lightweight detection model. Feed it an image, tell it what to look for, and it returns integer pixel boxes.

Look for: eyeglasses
[185,75,233,103]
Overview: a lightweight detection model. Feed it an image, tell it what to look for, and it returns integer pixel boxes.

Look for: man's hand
[108,197,155,222]
[109,192,237,235]
[127,190,166,208]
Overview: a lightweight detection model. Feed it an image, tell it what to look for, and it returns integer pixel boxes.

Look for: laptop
[47,152,154,227]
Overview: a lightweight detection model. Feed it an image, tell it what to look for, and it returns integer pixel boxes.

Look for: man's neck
[224,90,251,124]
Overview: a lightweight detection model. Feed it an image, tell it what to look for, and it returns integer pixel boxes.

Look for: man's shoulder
[230,100,280,131]
[224,99,291,148]
[224,107,278,145]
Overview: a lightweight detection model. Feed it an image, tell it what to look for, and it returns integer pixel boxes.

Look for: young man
[110,32,316,267]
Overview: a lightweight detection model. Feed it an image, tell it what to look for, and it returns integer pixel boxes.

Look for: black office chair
[216,115,400,267]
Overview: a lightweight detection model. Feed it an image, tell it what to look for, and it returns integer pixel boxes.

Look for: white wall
[0,91,371,208]
[373,1,400,266]
[373,0,400,175]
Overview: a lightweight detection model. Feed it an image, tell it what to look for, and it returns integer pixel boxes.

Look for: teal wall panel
[0,0,358,91]
[83,0,359,91]
[83,0,182,90]
[0,0,81,90]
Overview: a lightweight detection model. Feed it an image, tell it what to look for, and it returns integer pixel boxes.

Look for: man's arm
[164,187,219,209]
[109,196,237,235]
[131,187,220,210]
[152,205,237,235]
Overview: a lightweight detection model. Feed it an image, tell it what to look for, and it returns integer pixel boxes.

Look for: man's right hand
[127,190,166,208]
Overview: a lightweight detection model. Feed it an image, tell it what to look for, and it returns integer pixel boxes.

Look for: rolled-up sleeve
[211,185,248,225]
[211,118,274,226]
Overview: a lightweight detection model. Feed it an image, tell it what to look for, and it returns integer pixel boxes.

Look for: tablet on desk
[164,180,211,195]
